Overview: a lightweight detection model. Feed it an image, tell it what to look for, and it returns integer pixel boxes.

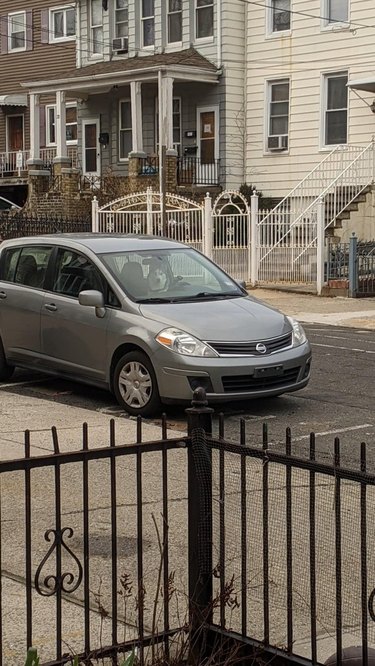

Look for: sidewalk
[251,288,375,330]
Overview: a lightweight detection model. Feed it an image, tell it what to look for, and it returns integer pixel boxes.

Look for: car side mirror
[79,289,106,318]
[235,279,247,291]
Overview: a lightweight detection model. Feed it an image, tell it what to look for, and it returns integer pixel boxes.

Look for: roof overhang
[347,77,375,94]
[0,94,28,106]
[21,64,220,95]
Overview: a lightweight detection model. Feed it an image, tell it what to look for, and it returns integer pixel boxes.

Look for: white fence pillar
[92,196,99,232]
[204,193,213,260]
[250,191,259,286]
[316,196,325,295]
[146,187,153,235]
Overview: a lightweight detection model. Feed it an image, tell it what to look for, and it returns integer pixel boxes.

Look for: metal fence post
[146,186,153,235]
[186,388,214,628]
[91,196,99,233]
[250,191,259,286]
[316,196,325,295]
[349,233,358,298]
[203,194,213,260]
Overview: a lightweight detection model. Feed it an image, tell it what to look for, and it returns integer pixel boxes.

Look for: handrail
[259,141,374,264]
[258,144,362,226]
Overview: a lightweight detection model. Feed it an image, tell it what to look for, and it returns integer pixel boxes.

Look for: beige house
[245,0,375,202]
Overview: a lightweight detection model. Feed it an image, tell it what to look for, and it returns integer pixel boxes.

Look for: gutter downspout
[217,0,222,68]
[76,1,82,69]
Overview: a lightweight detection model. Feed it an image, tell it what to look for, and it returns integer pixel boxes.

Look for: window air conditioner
[112,37,128,53]
[268,135,288,151]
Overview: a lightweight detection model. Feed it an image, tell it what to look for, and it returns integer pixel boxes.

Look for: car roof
[0,233,188,253]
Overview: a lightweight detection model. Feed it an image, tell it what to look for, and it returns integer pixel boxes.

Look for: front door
[82,119,100,176]
[196,107,218,185]
[7,115,24,151]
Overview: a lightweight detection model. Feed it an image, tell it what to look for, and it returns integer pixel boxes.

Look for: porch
[21,49,222,191]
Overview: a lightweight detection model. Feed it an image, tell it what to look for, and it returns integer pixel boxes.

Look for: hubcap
[118,361,152,409]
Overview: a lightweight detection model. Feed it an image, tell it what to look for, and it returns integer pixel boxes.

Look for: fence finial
[191,386,208,408]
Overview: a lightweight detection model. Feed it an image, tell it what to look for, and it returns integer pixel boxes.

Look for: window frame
[267,0,291,35]
[321,71,349,148]
[141,0,155,48]
[321,0,350,29]
[118,99,133,161]
[265,78,290,154]
[45,103,78,147]
[90,0,104,56]
[167,0,182,45]
[49,4,76,43]
[114,0,129,39]
[8,11,27,53]
[195,0,214,42]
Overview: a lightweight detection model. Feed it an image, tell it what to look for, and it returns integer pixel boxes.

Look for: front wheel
[0,338,14,382]
[113,351,162,417]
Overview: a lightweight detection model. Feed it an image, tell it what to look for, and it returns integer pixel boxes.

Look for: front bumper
[152,342,312,403]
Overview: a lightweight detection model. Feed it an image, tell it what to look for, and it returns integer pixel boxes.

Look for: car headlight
[287,317,307,347]
[156,328,218,357]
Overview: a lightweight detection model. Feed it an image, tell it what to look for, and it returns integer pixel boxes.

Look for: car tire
[0,338,14,382]
[113,350,162,417]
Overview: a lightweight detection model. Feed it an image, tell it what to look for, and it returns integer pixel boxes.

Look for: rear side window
[0,247,21,282]
[13,246,53,288]
[53,249,104,298]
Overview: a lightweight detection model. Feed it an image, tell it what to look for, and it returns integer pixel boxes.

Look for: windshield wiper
[136,297,174,303]
[174,291,243,301]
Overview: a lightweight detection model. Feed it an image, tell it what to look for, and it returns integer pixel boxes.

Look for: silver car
[0,234,311,416]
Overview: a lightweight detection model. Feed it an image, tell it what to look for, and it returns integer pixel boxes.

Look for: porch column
[158,74,175,152]
[130,81,144,155]
[28,93,41,163]
[55,90,67,159]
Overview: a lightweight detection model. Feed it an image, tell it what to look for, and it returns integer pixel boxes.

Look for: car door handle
[0,291,6,300]
[44,303,57,312]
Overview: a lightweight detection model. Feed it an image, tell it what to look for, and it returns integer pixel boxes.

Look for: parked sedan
[0,234,311,416]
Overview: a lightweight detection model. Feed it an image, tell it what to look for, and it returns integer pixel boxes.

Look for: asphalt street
[1,322,374,468]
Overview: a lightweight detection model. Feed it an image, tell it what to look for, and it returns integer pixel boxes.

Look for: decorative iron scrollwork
[35,527,83,597]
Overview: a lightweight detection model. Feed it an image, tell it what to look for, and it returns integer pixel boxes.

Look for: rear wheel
[0,338,14,381]
[113,350,162,417]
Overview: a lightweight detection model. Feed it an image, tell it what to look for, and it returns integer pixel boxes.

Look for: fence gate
[212,191,251,282]
[93,188,204,252]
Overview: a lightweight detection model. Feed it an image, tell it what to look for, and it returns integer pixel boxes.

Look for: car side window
[13,246,53,288]
[0,247,21,282]
[53,249,104,298]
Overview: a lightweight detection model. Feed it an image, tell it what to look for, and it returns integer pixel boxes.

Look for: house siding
[0,0,76,153]
[245,0,375,198]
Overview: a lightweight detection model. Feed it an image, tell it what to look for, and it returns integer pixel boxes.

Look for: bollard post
[348,233,358,298]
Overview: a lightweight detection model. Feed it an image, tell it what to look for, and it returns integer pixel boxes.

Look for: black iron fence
[0,212,91,241]
[177,157,221,186]
[328,236,375,296]
[138,156,159,176]
[1,392,375,665]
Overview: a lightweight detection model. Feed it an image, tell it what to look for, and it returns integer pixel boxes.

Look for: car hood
[139,296,291,341]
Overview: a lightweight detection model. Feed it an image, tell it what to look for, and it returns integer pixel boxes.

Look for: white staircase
[257,141,375,287]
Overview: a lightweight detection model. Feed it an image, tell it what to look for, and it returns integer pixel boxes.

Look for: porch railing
[0,148,79,176]
[177,157,220,186]
[138,155,159,176]
[0,150,29,176]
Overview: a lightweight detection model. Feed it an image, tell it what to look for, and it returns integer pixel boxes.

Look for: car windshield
[99,247,245,303]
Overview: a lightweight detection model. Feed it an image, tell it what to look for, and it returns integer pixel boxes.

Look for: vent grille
[208,332,293,357]
[222,367,300,393]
